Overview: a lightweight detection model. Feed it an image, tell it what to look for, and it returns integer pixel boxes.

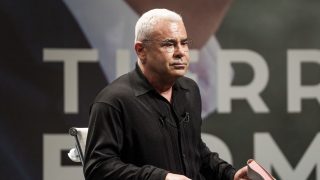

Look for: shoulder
[94,73,133,104]
[176,76,200,92]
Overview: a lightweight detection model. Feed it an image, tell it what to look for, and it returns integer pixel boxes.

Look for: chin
[172,70,187,77]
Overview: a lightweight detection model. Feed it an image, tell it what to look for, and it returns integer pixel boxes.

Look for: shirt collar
[130,63,190,97]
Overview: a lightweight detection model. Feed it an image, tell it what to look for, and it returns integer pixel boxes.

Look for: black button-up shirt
[84,65,235,180]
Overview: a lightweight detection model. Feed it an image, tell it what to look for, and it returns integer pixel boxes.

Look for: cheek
[148,54,168,69]
[185,53,190,61]
[186,58,190,64]
[156,53,172,65]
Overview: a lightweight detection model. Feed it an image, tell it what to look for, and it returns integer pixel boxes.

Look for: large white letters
[288,49,320,112]
[43,134,84,180]
[254,132,320,179]
[43,49,98,114]
[217,50,269,113]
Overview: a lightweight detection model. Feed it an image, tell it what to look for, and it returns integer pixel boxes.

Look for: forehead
[151,19,187,39]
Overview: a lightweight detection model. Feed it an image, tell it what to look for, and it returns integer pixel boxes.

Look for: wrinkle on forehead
[153,20,187,40]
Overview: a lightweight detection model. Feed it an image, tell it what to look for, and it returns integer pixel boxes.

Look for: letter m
[254,132,320,179]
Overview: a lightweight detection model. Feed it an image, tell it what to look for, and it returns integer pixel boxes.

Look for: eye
[181,40,191,46]
[161,41,175,47]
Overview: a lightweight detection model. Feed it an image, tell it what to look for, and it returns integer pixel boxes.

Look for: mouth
[170,62,187,69]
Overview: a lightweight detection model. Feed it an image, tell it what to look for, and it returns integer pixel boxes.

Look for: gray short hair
[134,9,182,41]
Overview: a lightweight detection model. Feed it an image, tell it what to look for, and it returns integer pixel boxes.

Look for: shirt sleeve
[84,102,169,180]
[199,139,236,180]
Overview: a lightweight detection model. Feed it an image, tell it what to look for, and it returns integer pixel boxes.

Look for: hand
[165,173,191,180]
[234,166,250,180]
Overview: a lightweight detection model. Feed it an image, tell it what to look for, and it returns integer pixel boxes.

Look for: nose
[174,43,188,56]
[173,49,184,59]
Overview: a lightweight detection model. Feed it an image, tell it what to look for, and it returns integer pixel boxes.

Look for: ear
[135,41,146,62]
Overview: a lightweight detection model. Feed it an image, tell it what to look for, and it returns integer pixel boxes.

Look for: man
[64,0,233,116]
[84,9,248,180]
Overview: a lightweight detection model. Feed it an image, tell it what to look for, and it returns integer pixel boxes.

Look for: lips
[170,62,187,69]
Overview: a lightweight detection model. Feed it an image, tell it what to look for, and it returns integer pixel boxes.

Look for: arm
[199,140,236,180]
[84,102,168,180]
[199,141,250,180]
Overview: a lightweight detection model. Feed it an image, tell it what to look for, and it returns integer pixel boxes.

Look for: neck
[138,61,175,102]
[148,75,175,103]
[159,87,173,103]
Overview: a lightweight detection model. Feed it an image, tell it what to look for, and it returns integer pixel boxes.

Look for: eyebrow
[161,38,189,43]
